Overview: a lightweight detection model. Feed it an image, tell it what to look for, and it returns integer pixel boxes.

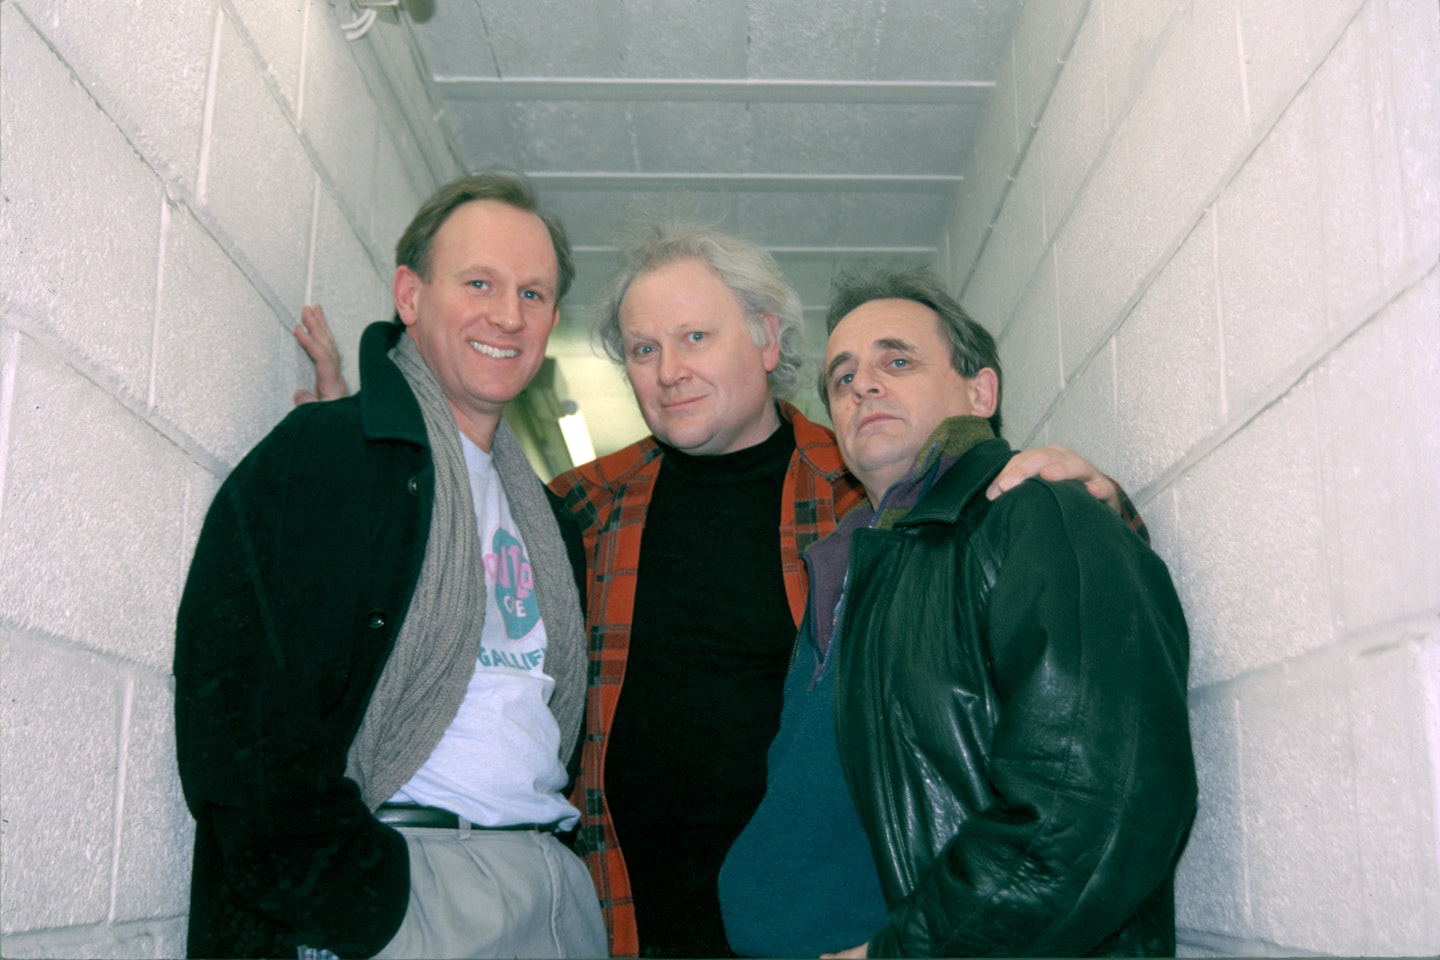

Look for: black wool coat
[174,321,584,959]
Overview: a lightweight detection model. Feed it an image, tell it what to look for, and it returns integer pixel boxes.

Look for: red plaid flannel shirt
[547,403,865,957]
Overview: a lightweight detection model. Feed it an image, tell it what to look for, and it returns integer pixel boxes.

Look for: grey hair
[593,221,806,399]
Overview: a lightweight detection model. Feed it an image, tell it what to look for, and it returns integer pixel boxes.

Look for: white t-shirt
[389,432,580,830]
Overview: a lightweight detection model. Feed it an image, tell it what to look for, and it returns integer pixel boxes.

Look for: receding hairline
[427,198,561,294]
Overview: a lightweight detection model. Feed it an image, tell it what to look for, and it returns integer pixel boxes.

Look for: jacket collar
[358,321,431,448]
[785,401,849,483]
[587,399,829,494]
[897,437,1015,527]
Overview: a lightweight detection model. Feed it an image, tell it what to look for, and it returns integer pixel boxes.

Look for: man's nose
[850,368,882,397]
[489,293,524,332]
[658,349,688,385]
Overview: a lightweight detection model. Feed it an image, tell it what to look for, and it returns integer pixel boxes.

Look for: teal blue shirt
[718,618,889,956]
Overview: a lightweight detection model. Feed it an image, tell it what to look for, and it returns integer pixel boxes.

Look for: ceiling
[386,0,1026,457]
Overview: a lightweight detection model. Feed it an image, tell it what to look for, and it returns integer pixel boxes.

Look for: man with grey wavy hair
[549,222,850,957]
[593,222,809,403]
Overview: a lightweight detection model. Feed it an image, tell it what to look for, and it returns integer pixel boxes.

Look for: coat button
[366,610,388,630]
[406,476,419,496]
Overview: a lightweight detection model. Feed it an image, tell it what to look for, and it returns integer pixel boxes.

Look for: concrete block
[735,191,841,250]
[0,918,188,960]
[1133,485,1181,572]
[512,100,640,171]
[995,253,1061,446]
[1175,695,1249,937]
[477,0,625,77]
[1034,9,1109,231]
[940,190,972,290]
[114,676,193,924]
[1048,338,1121,485]
[1292,4,1391,337]
[451,99,531,170]
[1171,383,1332,686]
[363,18,460,191]
[309,188,391,391]
[180,465,223,593]
[1314,270,1440,633]
[626,100,757,175]
[1380,0,1440,272]
[38,0,213,192]
[747,4,883,80]
[7,0,55,26]
[861,1,1022,82]
[950,44,1024,285]
[152,206,291,467]
[1234,0,1364,133]
[201,13,314,317]
[1051,126,1151,377]
[1008,0,1087,132]
[228,0,308,116]
[1215,93,1327,417]
[1115,214,1223,492]
[369,133,429,265]
[965,141,1048,332]
[1099,0,1185,121]
[752,102,962,176]
[1237,658,1365,955]
[0,5,162,400]
[0,634,119,933]
[1056,0,1249,377]
[1347,630,1440,953]
[1116,0,1250,221]
[0,336,189,670]
[407,0,499,76]
[834,192,954,248]
[623,0,747,77]
[302,9,380,219]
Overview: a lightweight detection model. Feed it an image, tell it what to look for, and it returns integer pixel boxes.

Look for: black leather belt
[376,803,558,833]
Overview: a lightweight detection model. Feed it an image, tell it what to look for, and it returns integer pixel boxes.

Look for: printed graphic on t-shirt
[486,527,540,638]
[476,523,546,674]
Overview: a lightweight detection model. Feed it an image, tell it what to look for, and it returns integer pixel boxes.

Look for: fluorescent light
[558,410,596,466]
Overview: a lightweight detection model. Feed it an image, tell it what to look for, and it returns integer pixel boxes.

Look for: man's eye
[889,357,908,368]
[469,280,489,290]
[686,331,705,343]
[836,372,854,387]
[632,344,656,358]
[522,290,541,300]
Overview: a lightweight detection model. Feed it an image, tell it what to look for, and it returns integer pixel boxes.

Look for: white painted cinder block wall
[941,0,1440,955]
[0,0,457,955]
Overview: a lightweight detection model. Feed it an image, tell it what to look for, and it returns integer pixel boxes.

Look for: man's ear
[393,265,421,327]
[759,312,781,373]
[968,368,999,419]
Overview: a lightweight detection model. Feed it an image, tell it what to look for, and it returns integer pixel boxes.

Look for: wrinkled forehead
[618,257,750,336]
[825,298,944,362]
[432,200,559,288]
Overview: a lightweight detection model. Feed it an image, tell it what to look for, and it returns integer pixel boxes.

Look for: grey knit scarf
[345,333,586,809]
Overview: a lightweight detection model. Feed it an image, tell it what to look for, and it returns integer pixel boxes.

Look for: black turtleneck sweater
[603,416,798,958]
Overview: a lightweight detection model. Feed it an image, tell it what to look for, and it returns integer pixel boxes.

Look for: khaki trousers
[372,825,608,959]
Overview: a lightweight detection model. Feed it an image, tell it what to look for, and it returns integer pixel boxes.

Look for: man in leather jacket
[720,267,1196,958]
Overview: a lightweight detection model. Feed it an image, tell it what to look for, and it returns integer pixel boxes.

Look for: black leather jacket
[834,438,1196,957]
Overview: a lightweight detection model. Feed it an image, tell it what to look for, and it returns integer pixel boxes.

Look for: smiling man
[174,173,605,959]
[720,266,1197,958]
